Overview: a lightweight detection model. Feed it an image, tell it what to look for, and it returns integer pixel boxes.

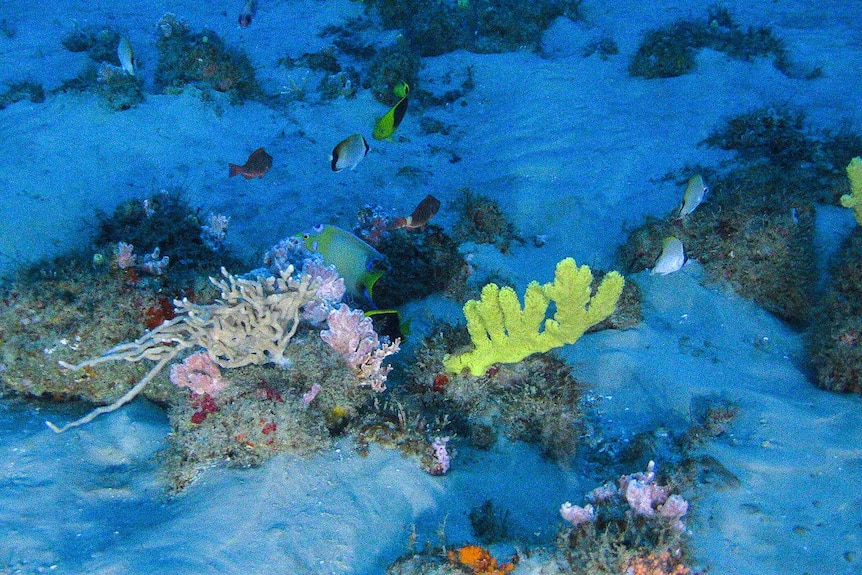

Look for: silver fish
[651,236,685,275]
[678,174,708,218]
[117,37,135,76]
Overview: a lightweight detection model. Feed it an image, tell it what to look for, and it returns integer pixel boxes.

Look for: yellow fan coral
[840,156,862,225]
[443,257,624,376]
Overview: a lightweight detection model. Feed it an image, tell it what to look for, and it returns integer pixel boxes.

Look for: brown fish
[238,0,257,27]
[389,194,441,230]
[229,147,272,179]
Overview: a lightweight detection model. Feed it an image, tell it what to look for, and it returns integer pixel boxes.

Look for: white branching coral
[188,267,317,369]
[48,266,317,433]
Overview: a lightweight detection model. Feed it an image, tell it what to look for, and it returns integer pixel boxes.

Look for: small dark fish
[366,309,407,342]
[239,0,257,27]
[229,147,272,179]
[389,194,441,230]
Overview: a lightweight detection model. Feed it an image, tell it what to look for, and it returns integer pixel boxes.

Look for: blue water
[2,1,862,574]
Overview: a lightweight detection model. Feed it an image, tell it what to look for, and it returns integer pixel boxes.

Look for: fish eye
[302,233,310,240]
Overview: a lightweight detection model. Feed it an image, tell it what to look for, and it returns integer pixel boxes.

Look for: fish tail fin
[228,163,242,177]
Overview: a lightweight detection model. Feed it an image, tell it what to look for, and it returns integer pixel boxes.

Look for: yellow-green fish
[392,81,409,99]
[651,236,685,275]
[678,174,708,218]
[117,37,135,76]
[299,225,384,299]
[373,83,410,140]
[330,134,370,172]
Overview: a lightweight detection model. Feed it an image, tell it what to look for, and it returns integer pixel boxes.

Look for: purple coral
[116,242,137,269]
[139,247,170,276]
[623,479,668,517]
[301,383,322,406]
[586,482,618,504]
[618,460,688,530]
[320,304,400,391]
[201,213,230,251]
[560,502,595,527]
[170,351,226,396]
[116,243,169,275]
[301,259,346,324]
[559,460,691,545]
[658,494,689,531]
[264,236,317,275]
[428,436,451,475]
[619,461,667,517]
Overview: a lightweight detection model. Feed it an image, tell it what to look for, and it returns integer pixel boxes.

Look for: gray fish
[651,236,685,275]
[678,174,708,218]
[330,134,369,172]
[117,37,135,76]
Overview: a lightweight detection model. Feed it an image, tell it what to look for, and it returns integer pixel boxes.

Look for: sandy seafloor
[1,0,861,573]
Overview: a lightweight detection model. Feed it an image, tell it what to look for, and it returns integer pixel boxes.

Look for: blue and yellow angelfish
[299,224,384,301]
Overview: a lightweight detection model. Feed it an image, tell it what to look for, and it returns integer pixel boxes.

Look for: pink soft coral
[301,259,346,324]
[320,304,399,391]
[169,351,226,396]
[303,260,345,304]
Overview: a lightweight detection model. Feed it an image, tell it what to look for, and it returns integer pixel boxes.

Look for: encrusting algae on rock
[444,257,624,376]
[447,545,516,574]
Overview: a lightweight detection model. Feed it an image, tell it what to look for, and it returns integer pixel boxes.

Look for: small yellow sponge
[840,157,862,225]
[443,258,624,376]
